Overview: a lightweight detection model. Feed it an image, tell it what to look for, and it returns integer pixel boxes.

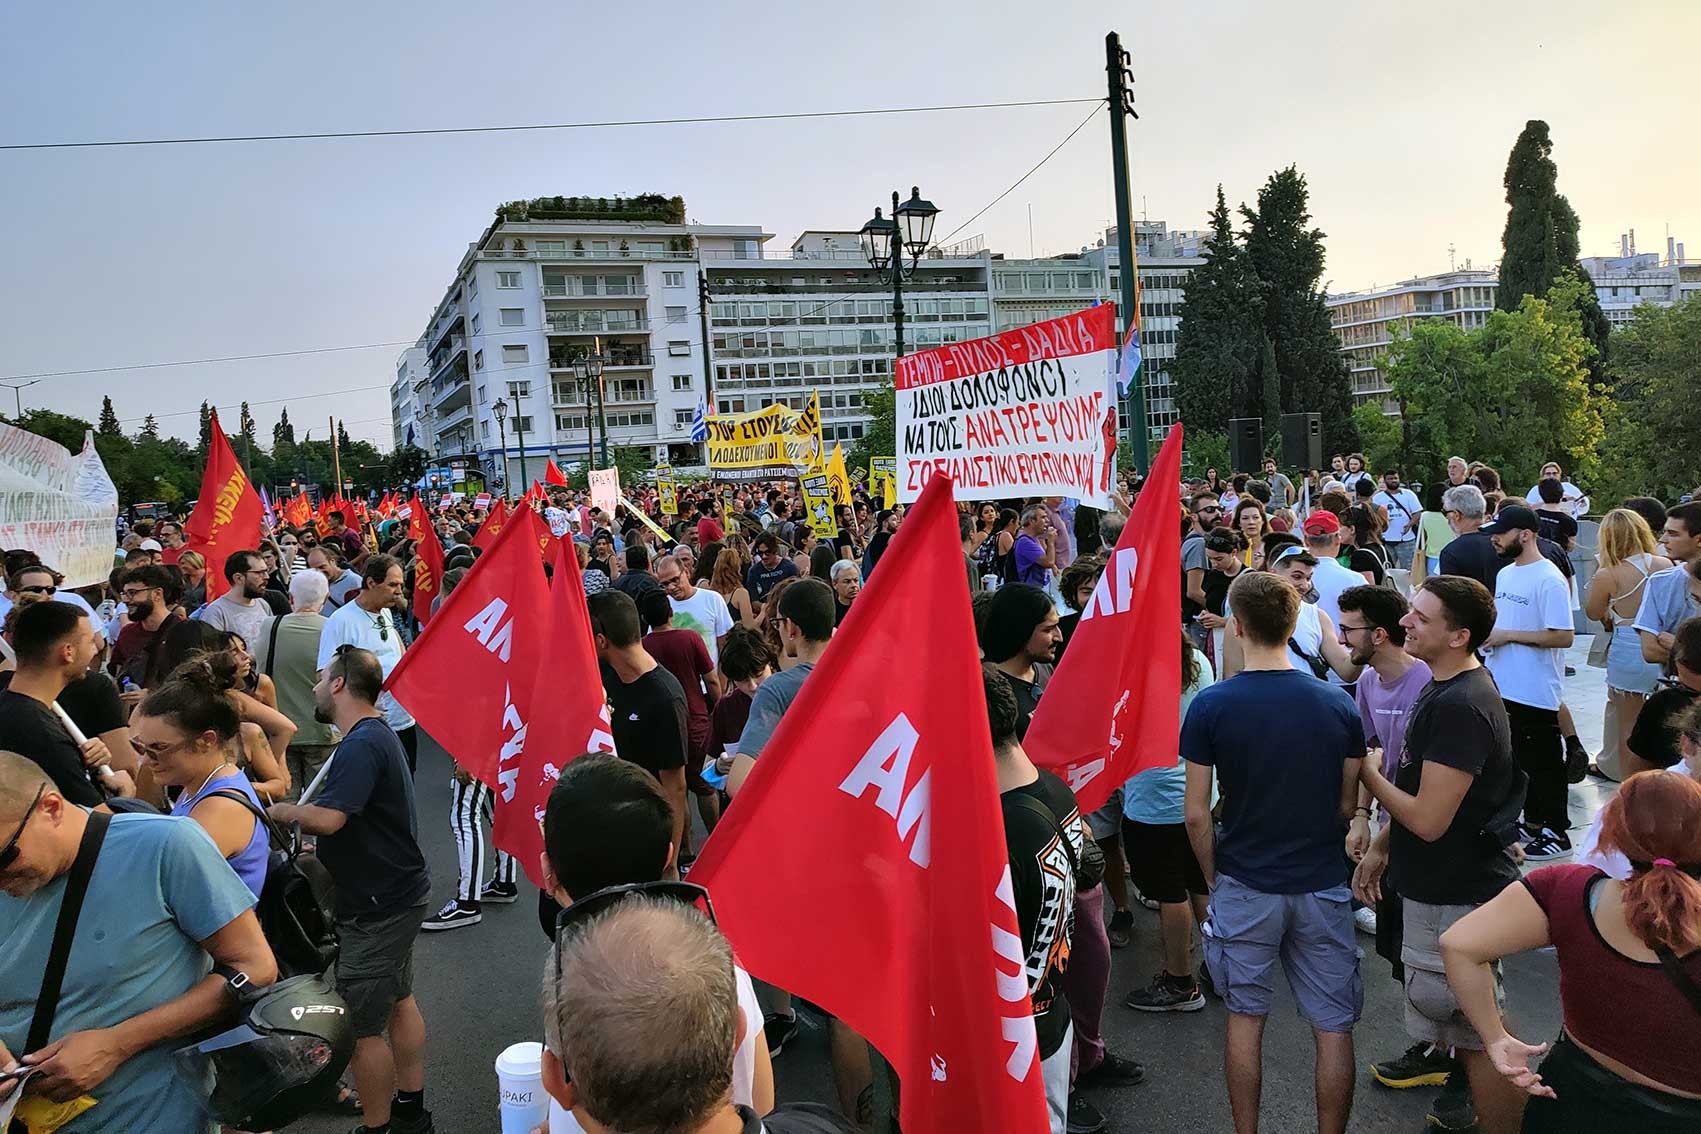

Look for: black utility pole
[698,271,715,464]
[511,397,529,491]
[890,191,907,359]
[1106,30,1148,470]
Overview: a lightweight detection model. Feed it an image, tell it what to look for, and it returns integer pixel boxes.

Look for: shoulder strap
[1656,944,1701,1017]
[1003,790,1080,878]
[28,809,111,1052]
[262,613,285,678]
[204,787,289,852]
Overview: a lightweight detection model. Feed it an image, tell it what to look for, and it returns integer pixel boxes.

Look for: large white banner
[588,467,621,519]
[895,305,1119,507]
[0,426,120,588]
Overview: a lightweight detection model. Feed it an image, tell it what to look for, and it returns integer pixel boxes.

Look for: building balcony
[549,347,653,370]
[428,337,466,377]
[541,280,649,299]
[434,401,473,434]
[545,314,650,335]
[481,245,694,263]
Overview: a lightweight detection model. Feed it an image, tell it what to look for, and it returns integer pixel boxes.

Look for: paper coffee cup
[494,1041,548,1134]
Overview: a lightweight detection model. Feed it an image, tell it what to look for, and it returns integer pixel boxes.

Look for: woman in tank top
[1586,509,1673,778]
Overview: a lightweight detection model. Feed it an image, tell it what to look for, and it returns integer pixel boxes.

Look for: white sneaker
[421,900,482,931]
[1353,906,1378,936]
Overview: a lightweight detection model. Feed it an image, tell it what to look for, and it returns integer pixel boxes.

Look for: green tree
[97,396,122,437]
[1182,430,1231,480]
[1241,167,1357,454]
[848,378,896,473]
[196,401,214,457]
[272,406,295,448]
[392,443,428,486]
[1172,186,1265,436]
[10,409,93,451]
[336,419,353,454]
[138,414,160,440]
[1351,403,1401,474]
[1593,295,1701,504]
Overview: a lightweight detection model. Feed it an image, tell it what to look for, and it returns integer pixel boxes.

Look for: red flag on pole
[1025,424,1185,811]
[182,412,263,601]
[493,532,616,887]
[385,511,551,786]
[689,475,1047,1134]
[543,458,569,486]
[473,497,509,553]
[411,524,447,626]
[406,494,431,543]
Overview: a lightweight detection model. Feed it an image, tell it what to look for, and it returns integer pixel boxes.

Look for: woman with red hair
[1440,771,1701,1131]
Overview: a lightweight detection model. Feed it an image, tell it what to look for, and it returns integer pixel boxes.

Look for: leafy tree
[1181,430,1231,480]
[392,443,428,486]
[1172,186,1265,436]
[97,396,122,437]
[272,406,295,448]
[10,409,92,452]
[139,414,160,440]
[1351,404,1401,474]
[1593,296,1701,504]
[1241,167,1357,455]
[197,401,214,455]
[336,419,353,454]
[848,378,896,473]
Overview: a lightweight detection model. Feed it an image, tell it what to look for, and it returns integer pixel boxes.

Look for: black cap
[1482,504,1541,534]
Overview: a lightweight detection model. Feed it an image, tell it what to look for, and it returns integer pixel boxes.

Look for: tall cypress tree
[139,414,160,440]
[97,396,122,436]
[1241,167,1356,454]
[272,406,295,448]
[196,401,213,454]
[1172,186,1265,437]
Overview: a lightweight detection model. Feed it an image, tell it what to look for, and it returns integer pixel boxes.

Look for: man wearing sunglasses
[317,554,418,772]
[198,549,273,646]
[1183,491,1223,629]
[536,754,774,1126]
[108,565,180,692]
[0,751,276,1134]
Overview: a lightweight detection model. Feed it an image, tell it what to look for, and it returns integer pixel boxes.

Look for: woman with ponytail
[1440,771,1701,1131]
[132,660,268,897]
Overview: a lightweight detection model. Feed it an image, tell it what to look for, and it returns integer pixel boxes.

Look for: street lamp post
[511,395,530,491]
[575,340,609,466]
[491,397,511,495]
[859,186,939,362]
[2,379,41,419]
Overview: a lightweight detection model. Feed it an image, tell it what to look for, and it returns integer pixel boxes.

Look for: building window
[663,271,684,288]
[666,305,687,323]
[668,340,690,357]
[501,344,528,365]
[481,421,490,439]
[499,308,524,327]
[468,277,478,297]
[509,416,533,433]
[507,381,531,399]
[674,409,694,427]
[497,270,521,289]
[536,240,565,255]
[672,374,692,391]
[471,313,482,335]
[474,350,484,370]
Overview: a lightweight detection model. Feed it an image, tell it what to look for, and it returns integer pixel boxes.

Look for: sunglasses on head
[553,880,716,976]
[0,784,46,871]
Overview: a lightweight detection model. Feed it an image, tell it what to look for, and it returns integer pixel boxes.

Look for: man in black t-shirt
[0,600,132,803]
[979,583,1061,741]
[1532,478,1579,551]
[589,590,689,854]
[1355,576,1526,1134]
[745,532,799,605]
[1626,617,1701,773]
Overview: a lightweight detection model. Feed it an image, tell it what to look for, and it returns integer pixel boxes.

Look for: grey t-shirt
[196,591,272,646]
[1182,532,1208,617]
[735,661,815,760]
[1633,565,1701,653]
[321,569,364,611]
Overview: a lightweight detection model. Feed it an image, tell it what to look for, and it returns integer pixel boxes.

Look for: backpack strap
[262,613,285,679]
[1656,944,1701,1018]
[28,810,111,1053]
[1003,791,1081,879]
[203,787,291,853]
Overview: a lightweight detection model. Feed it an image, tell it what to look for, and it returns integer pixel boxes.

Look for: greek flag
[690,397,709,443]
[1115,322,1142,398]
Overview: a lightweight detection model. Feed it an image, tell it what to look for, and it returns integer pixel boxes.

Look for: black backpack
[207,790,340,977]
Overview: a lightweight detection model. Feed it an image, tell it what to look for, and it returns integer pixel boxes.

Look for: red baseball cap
[1302,511,1341,535]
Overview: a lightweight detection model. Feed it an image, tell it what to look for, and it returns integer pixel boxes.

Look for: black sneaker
[1427,1071,1476,1131]
[1523,828,1574,861]
[1125,971,1206,1013]
[421,900,481,931]
[1197,961,1218,998]
[1078,1050,1145,1087]
[1107,908,1134,949]
[1066,1092,1107,1134]
[391,1110,437,1134]
[479,880,520,904]
[1370,1041,1453,1089]
[763,1012,799,1056]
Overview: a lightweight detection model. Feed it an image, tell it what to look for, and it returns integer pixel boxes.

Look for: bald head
[0,751,53,822]
[542,897,736,1133]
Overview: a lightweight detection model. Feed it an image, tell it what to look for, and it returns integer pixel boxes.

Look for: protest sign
[474,492,492,510]
[800,469,835,536]
[703,392,821,476]
[655,465,678,515]
[826,443,852,506]
[588,467,621,518]
[870,455,897,509]
[620,496,674,544]
[0,425,119,589]
[894,305,1119,507]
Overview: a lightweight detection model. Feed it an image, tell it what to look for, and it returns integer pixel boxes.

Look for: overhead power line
[937,102,1105,246]
[1,97,1104,152]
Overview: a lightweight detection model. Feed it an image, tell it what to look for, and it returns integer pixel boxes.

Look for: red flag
[493,532,616,887]
[182,413,263,601]
[544,459,569,486]
[1025,424,1184,811]
[406,494,431,543]
[522,480,547,507]
[412,524,447,626]
[385,510,551,786]
[690,476,1047,1134]
[474,497,509,553]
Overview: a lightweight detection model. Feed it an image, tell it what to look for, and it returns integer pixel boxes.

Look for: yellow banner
[800,466,836,536]
[869,456,897,509]
[655,465,678,515]
[826,443,853,507]
[703,392,822,475]
[620,495,675,543]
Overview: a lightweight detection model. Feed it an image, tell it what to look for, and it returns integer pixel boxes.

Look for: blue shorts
[1203,873,1363,1032]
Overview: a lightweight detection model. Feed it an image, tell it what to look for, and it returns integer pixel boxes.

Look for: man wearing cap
[1302,511,1370,652]
[1480,504,1575,861]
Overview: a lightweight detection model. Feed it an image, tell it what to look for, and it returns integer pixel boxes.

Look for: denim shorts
[1203,874,1363,1032]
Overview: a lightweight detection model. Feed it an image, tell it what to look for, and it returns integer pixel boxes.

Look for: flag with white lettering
[1025,424,1183,811]
[689,475,1047,1134]
[493,532,616,888]
[182,412,263,601]
[411,523,446,626]
[385,510,550,787]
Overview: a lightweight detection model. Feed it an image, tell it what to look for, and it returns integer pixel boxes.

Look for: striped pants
[450,776,515,903]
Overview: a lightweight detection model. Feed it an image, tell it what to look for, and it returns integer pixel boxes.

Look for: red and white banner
[895,305,1119,507]
[1025,425,1184,811]
[493,533,615,887]
[691,475,1048,1134]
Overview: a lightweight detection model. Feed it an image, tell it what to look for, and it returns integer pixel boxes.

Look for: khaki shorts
[335,902,427,1038]
[1400,898,1503,1051]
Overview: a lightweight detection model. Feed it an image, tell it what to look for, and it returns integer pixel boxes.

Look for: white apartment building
[706,231,994,447]
[1582,234,1698,329]
[1325,270,1500,409]
[411,197,766,488]
[390,343,429,452]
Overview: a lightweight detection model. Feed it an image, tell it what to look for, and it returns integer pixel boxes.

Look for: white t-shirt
[1372,488,1422,543]
[316,601,415,731]
[548,962,763,1133]
[668,586,734,666]
[1484,558,1571,710]
[1310,555,1363,631]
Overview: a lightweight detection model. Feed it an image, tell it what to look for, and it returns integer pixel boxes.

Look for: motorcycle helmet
[174,973,353,1129]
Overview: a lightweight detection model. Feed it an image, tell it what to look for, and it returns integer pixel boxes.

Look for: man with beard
[108,565,181,691]
[1480,506,1573,860]
[194,549,272,644]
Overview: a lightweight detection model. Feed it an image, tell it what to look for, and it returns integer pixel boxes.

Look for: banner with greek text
[588,467,621,518]
[704,392,822,476]
[800,470,835,536]
[0,425,120,589]
[895,306,1119,507]
[655,465,678,515]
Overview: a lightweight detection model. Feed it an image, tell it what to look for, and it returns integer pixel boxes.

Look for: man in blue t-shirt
[268,646,433,1134]
[1013,504,1057,589]
[1183,571,1365,1134]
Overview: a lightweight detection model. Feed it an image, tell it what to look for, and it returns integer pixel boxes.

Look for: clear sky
[3,1,1695,447]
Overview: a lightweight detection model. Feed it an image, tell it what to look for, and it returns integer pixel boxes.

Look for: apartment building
[1325,270,1500,409]
[1582,234,1698,329]
[391,343,429,452]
